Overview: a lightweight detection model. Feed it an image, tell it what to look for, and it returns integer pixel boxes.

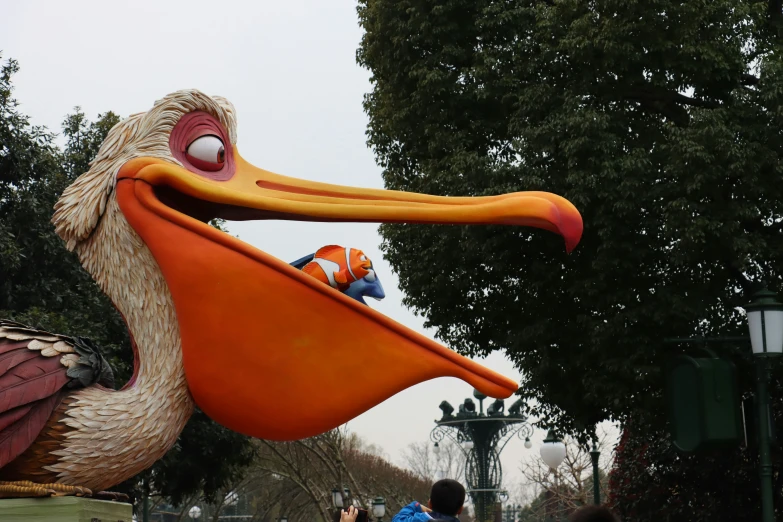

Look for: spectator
[392,479,465,521]
[341,506,359,521]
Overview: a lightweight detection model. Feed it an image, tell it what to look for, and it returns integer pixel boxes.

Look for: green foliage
[608,418,762,521]
[0,55,252,504]
[357,2,783,519]
[605,362,783,520]
[357,0,783,433]
[0,58,124,374]
[62,107,121,179]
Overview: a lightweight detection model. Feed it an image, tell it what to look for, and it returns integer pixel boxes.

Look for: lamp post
[589,441,601,505]
[332,486,348,521]
[332,488,344,510]
[503,504,522,522]
[188,506,201,521]
[431,390,533,522]
[540,430,566,522]
[540,430,566,470]
[743,289,783,522]
[142,477,151,522]
[332,485,356,520]
[372,497,386,521]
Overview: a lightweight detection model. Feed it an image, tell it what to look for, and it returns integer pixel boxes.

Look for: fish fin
[334,270,349,285]
[314,245,344,258]
[302,262,320,276]
[290,253,315,270]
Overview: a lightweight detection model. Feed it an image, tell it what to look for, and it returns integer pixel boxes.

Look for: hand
[421,506,432,513]
[341,506,359,522]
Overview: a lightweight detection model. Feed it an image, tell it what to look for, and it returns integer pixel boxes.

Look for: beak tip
[560,210,584,254]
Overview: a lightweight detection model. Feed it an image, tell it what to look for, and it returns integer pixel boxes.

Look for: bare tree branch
[517,430,615,518]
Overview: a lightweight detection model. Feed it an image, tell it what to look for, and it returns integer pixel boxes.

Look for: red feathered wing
[0,321,115,471]
[0,338,70,469]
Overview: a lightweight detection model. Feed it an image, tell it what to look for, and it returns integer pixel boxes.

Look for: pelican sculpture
[0,90,583,497]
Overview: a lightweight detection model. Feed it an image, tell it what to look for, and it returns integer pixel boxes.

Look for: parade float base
[0,496,132,522]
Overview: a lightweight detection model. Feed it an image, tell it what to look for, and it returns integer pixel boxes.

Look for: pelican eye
[186,135,226,171]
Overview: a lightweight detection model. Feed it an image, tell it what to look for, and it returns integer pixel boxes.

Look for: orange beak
[116,150,582,440]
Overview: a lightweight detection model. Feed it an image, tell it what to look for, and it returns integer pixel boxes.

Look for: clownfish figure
[290,246,386,305]
[300,245,376,291]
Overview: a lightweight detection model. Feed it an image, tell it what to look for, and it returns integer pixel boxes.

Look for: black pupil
[217,147,225,163]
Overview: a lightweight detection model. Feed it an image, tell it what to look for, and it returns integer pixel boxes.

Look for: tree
[356,2,783,518]
[607,401,783,522]
[0,55,253,507]
[402,439,465,482]
[518,432,614,520]
[248,428,432,521]
[356,0,783,435]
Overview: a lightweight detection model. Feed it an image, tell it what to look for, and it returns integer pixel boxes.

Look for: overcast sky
[1,0,613,498]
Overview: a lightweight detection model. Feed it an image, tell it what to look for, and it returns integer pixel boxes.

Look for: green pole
[590,443,601,505]
[142,475,152,522]
[756,357,775,522]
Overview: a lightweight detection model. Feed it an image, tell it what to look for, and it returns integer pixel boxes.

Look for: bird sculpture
[487,399,505,416]
[0,90,583,498]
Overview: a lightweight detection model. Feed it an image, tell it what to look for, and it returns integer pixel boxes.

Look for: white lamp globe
[331,488,344,509]
[540,430,566,469]
[372,497,386,518]
[745,289,783,356]
[188,506,202,519]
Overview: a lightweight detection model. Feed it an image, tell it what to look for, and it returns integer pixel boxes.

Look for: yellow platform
[0,496,132,522]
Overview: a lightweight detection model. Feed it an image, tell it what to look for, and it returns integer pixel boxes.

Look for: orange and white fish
[301,245,375,291]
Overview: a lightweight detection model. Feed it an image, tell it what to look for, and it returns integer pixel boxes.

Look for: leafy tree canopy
[357,0,783,434]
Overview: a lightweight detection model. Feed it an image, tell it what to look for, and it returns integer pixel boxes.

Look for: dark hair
[430,479,466,516]
[568,505,620,522]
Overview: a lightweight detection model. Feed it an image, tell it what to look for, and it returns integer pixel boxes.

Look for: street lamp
[539,430,566,470]
[503,504,522,522]
[743,288,783,522]
[332,488,344,509]
[431,390,533,522]
[372,497,386,521]
[589,441,601,505]
[188,506,201,521]
[540,430,566,522]
[746,289,783,356]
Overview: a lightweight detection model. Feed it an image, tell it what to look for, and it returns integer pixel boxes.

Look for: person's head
[427,479,466,516]
[568,505,620,522]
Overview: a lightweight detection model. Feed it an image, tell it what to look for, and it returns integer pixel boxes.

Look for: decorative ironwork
[430,392,533,522]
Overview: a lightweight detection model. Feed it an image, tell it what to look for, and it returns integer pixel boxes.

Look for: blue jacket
[392,502,460,522]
